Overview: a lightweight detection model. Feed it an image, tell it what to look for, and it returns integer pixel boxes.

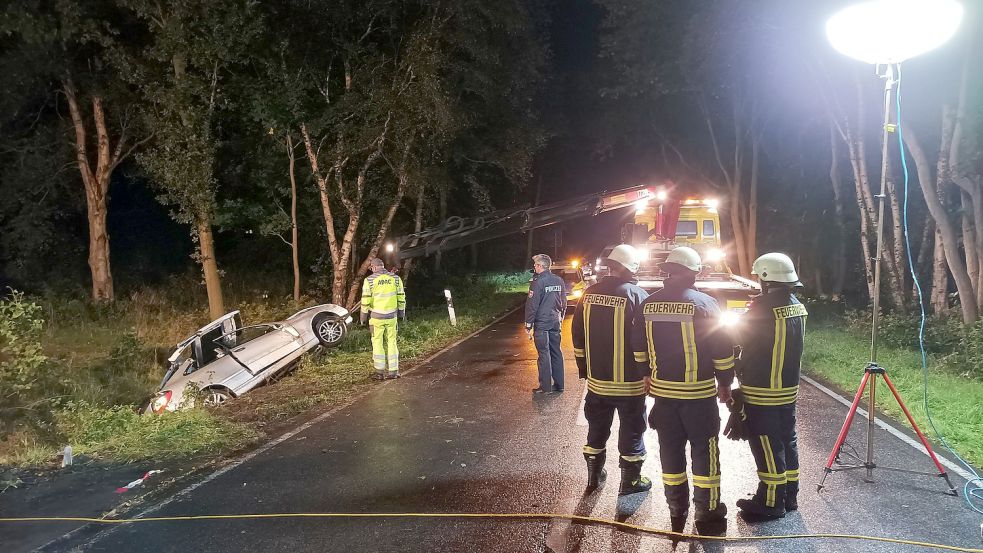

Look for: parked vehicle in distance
[146,304,353,413]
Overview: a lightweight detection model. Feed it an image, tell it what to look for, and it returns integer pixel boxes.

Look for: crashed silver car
[147,304,352,413]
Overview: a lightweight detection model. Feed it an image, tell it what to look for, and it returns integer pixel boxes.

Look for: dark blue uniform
[571,276,650,466]
[737,288,807,511]
[525,270,567,391]
[631,280,735,519]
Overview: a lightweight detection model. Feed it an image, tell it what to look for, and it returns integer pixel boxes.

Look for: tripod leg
[818,371,870,491]
[880,373,958,495]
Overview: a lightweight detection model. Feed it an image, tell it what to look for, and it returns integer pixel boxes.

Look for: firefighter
[735,252,806,519]
[360,258,406,380]
[632,246,735,527]
[525,253,567,393]
[572,244,652,495]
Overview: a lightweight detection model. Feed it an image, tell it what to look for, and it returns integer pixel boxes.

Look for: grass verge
[0,273,527,467]
[804,323,983,469]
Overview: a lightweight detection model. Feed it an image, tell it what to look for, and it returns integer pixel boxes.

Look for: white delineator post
[444,289,457,326]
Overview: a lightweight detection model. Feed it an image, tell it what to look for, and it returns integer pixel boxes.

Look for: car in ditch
[146,304,353,413]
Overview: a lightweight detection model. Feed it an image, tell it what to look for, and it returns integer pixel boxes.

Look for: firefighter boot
[618,459,652,496]
[736,487,786,519]
[584,451,607,490]
[695,502,728,524]
[785,481,799,511]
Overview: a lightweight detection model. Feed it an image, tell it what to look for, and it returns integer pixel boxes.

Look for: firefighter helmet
[660,246,702,273]
[752,252,801,285]
[606,244,641,274]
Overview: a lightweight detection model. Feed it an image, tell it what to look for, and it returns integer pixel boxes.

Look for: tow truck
[549,258,593,306]
[393,184,759,321]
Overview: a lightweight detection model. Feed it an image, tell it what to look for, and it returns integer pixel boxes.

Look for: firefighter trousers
[583,391,647,462]
[746,403,799,507]
[369,318,399,375]
[649,396,721,516]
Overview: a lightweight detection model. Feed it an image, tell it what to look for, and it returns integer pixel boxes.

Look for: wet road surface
[25,311,983,551]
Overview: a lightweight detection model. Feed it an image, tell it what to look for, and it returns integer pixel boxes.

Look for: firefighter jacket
[525,270,567,332]
[631,282,735,400]
[571,276,650,397]
[736,289,807,406]
[360,271,406,324]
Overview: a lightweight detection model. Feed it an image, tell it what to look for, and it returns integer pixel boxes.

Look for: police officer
[360,258,406,380]
[632,246,735,527]
[525,253,567,393]
[735,253,806,519]
[572,245,652,495]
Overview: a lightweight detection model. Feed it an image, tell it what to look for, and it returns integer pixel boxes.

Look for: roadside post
[444,289,457,326]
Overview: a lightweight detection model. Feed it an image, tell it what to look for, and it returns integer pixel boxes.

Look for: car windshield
[559,271,580,284]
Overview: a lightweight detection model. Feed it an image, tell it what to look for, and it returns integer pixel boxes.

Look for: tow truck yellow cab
[551,259,593,305]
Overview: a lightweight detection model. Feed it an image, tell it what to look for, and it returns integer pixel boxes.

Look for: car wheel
[201,388,232,407]
[312,313,347,348]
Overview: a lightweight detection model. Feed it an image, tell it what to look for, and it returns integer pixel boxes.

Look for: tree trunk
[915,218,934,300]
[400,183,427,279]
[885,153,908,309]
[961,190,978,302]
[197,213,225,319]
[287,134,301,302]
[844,126,877,302]
[526,173,542,263]
[905,126,977,323]
[64,81,115,302]
[931,226,948,315]
[828,125,847,296]
[436,186,448,270]
[746,135,759,274]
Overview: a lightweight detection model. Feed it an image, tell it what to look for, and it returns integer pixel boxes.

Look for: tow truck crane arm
[395,185,658,260]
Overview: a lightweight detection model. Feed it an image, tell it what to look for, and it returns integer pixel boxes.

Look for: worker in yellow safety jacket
[361,258,406,380]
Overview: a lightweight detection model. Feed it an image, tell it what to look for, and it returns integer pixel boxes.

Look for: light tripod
[816,63,955,495]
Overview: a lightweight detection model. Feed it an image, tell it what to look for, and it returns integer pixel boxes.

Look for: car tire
[201,387,232,407]
[312,313,347,348]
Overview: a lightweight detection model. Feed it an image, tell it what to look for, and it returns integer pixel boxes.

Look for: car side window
[214,325,275,352]
[702,220,715,238]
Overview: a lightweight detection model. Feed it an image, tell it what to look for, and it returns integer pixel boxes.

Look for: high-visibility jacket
[631,282,735,400]
[571,276,650,397]
[736,289,807,406]
[360,271,406,324]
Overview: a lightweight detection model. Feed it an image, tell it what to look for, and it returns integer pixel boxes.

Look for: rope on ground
[1,512,981,552]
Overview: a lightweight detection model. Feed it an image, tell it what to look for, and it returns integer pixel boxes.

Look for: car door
[225,324,302,375]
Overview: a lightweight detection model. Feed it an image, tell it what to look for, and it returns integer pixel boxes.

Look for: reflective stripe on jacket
[737,290,807,406]
[361,271,406,324]
[631,283,735,400]
[571,276,650,396]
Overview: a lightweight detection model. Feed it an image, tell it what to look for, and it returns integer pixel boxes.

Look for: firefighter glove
[723,388,749,441]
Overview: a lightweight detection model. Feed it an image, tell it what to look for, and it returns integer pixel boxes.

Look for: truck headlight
[707,248,725,262]
[721,311,740,326]
[572,290,584,299]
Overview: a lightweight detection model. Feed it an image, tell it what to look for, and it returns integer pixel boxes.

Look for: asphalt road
[18,310,983,552]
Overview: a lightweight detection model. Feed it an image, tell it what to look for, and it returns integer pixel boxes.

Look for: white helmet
[752,252,801,285]
[661,246,702,273]
[606,244,641,274]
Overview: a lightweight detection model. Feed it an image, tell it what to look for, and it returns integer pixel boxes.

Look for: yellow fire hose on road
[2,511,981,552]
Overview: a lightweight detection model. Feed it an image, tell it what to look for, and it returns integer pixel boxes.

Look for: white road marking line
[800,374,975,482]
[38,304,525,552]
